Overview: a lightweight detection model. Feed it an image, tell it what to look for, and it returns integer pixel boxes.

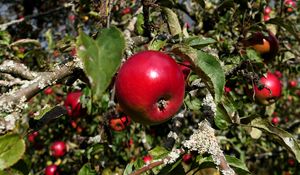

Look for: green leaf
[0,133,25,170]
[245,49,262,62]
[77,26,125,102]
[268,18,300,42]
[184,36,216,48]
[136,14,144,35]
[45,29,54,50]
[215,95,240,129]
[225,155,251,174]
[196,155,250,174]
[78,163,97,175]
[149,146,169,159]
[173,45,225,102]
[162,7,182,36]
[184,94,201,112]
[215,110,229,130]
[0,31,11,46]
[123,163,133,175]
[148,39,167,51]
[250,118,300,162]
[0,169,23,175]
[32,105,54,120]
[157,159,184,175]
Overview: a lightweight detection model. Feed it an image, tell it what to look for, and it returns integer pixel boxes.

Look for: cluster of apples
[285,0,297,12]
[45,141,67,175]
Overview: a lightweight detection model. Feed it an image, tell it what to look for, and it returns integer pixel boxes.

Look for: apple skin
[288,80,297,88]
[271,116,280,125]
[254,72,282,105]
[44,87,53,95]
[109,115,131,131]
[28,131,38,143]
[64,91,82,117]
[142,155,152,164]
[248,31,279,61]
[50,141,67,158]
[115,50,185,125]
[264,6,272,15]
[45,164,59,175]
[274,70,282,79]
[182,153,193,164]
[121,7,131,15]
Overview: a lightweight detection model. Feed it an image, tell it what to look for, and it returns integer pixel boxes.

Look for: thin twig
[0,3,74,30]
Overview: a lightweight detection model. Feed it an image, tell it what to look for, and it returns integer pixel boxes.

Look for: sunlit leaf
[78,163,96,175]
[173,45,225,102]
[149,146,169,159]
[0,134,25,170]
[250,118,300,162]
[77,26,125,102]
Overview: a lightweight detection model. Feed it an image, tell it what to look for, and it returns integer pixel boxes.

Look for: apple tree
[0,0,300,174]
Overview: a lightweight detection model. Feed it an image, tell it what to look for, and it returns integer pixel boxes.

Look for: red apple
[224,86,231,93]
[252,38,270,53]
[288,80,297,88]
[109,115,131,131]
[285,0,297,12]
[28,131,38,143]
[115,50,185,125]
[274,70,282,79]
[121,7,131,15]
[264,6,272,15]
[44,87,53,95]
[271,116,280,125]
[50,141,67,158]
[182,153,193,164]
[64,91,82,117]
[254,72,282,105]
[142,155,152,164]
[288,158,295,166]
[45,164,59,175]
[68,14,75,22]
[248,31,279,61]
[263,15,270,21]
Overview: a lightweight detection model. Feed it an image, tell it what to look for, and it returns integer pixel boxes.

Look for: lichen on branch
[183,120,236,175]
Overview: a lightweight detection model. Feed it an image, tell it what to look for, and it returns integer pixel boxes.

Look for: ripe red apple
[115,50,185,125]
[64,91,82,117]
[271,116,280,125]
[254,72,282,105]
[44,87,53,95]
[50,141,67,158]
[264,6,272,15]
[248,31,279,61]
[121,7,131,15]
[109,115,131,131]
[252,38,270,54]
[288,158,295,166]
[142,155,152,164]
[285,0,297,12]
[45,164,59,175]
[288,80,297,88]
[182,153,193,164]
[263,15,270,22]
[28,131,38,143]
[224,86,231,93]
[274,70,282,79]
